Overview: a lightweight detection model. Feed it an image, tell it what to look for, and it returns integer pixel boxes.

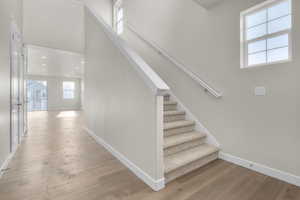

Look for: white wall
[123,0,300,177]
[83,0,113,26]
[23,0,85,53]
[84,8,162,182]
[26,75,82,111]
[22,0,112,53]
[0,0,22,169]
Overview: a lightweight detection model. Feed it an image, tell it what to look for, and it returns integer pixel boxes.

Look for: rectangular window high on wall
[63,81,75,99]
[240,0,292,68]
[114,0,124,35]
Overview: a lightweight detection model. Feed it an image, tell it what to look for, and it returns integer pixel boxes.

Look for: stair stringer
[167,91,220,148]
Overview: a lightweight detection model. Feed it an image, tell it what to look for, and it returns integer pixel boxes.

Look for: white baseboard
[83,127,165,191]
[219,152,300,187]
[0,148,18,179]
[0,156,11,179]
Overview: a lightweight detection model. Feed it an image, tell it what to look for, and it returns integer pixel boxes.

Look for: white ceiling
[27,45,84,78]
[23,0,85,53]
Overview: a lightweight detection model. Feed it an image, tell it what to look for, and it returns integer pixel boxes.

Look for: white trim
[155,96,165,182]
[0,147,18,179]
[85,4,169,96]
[241,0,289,15]
[219,152,300,187]
[0,156,12,179]
[168,91,220,148]
[83,127,165,191]
[126,23,222,98]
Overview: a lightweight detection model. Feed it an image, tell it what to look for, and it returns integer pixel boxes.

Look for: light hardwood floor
[0,111,299,200]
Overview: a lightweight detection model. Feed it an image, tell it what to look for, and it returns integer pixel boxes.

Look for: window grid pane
[114,1,123,35]
[247,23,267,40]
[248,39,267,54]
[247,33,289,66]
[117,20,124,34]
[267,34,289,50]
[64,91,74,99]
[117,8,123,22]
[267,46,289,63]
[268,15,291,34]
[268,1,291,20]
[244,0,291,67]
[246,0,291,40]
[246,9,267,28]
[63,81,75,99]
[248,51,267,66]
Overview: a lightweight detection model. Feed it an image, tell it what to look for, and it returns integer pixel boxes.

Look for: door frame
[23,45,28,135]
[9,21,24,153]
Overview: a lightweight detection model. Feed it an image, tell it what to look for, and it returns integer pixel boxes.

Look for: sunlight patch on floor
[56,111,78,118]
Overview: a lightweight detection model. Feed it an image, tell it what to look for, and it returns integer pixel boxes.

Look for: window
[241,0,292,68]
[63,81,75,99]
[113,0,124,35]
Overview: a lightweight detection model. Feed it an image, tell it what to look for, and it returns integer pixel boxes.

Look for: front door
[10,22,24,152]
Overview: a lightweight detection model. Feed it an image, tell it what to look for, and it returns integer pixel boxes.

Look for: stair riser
[165,152,219,183]
[164,139,206,156]
[164,104,177,111]
[164,114,185,122]
[164,125,195,137]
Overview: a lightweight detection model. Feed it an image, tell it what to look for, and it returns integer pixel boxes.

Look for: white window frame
[240,0,293,68]
[63,81,75,100]
[113,0,124,35]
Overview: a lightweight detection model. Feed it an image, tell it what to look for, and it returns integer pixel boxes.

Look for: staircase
[163,94,219,183]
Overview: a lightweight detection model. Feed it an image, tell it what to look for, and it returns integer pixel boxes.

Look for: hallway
[0,111,299,200]
[0,111,146,200]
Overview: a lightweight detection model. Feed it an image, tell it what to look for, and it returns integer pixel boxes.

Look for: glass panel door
[27,80,48,112]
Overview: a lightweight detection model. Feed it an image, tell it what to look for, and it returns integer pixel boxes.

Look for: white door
[10,22,24,152]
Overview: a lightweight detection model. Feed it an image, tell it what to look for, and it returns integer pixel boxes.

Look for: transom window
[113,0,124,35]
[241,0,292,68]
[63,81,75,99]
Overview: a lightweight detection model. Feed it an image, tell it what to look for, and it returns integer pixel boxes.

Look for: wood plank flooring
[0,111,299,200]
